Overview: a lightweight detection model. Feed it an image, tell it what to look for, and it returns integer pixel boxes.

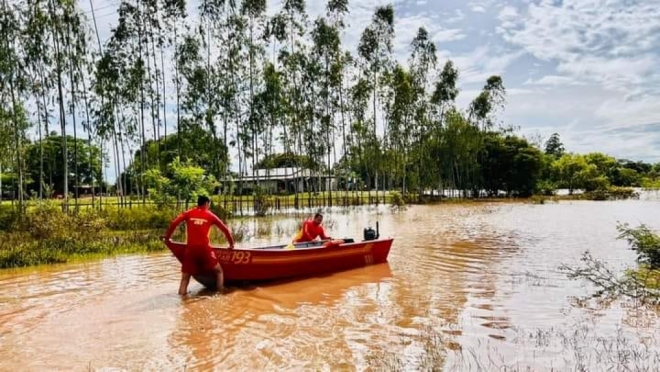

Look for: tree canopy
[0,0,657,204]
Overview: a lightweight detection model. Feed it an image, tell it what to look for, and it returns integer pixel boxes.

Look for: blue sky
[79,0,660,182]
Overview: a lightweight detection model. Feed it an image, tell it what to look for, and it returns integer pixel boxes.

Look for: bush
[0,243,67,268]
[536,180,557,196]
[584,175,610,192]
[252,187,273,217]
[401,192,419,204]
[19,202,72,240]
[0,204,20,231]
[617,223,660,270]
[0,231,166,269]
[583,187,639,201]
[0,199,254,269]
[389,191,406,210]
[70,208,107,241]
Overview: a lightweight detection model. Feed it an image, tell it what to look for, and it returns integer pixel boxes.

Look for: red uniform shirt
[164,206,235,247]
[293,219,329,243]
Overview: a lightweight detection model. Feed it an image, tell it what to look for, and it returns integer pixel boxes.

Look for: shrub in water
[617,223,660,270]
[20,202,73,240]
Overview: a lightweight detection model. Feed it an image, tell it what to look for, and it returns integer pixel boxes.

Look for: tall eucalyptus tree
[464,75,506,194]
[241,0,267,182]
[337,50,353,190]
[90,0,123,203]
[310,0,347,198]
[257,62,282,181]
[469,75,506,130]
[357,5,394,194]
[59,0,93,204]
[101,0,162,201]
[46,0,72,203]
[196,0,225,183]
[22,0,54,199]
[386,64,413,192]
[158,0,186,155]
[0,0,29,207]
[405,27,437,192]
[326,0,348,170]
[429,60,459,192]
[270,0,308,203]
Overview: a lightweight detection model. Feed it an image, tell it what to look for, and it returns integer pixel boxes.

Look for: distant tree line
[1,0,658,207]
[538,133,660,195]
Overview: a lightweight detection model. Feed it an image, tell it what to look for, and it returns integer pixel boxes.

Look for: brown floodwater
[1,194,660,371]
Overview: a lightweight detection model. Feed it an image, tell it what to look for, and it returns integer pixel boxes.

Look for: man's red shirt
[164,206,234,247]
[293,219,329,243]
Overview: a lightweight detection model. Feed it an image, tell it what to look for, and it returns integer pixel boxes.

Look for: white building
[236,167,338,194]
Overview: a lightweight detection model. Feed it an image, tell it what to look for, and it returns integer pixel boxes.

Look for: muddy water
[1,198,660,371]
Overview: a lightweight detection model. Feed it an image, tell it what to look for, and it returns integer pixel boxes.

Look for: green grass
[0,201,298,269]
[0,230,164,269]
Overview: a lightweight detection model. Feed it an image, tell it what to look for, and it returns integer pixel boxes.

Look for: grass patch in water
[0,230,165,269]
[0,201,295,269]
[365,318,659,371]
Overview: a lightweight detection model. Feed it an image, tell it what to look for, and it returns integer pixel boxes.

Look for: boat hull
[165,238,394,288]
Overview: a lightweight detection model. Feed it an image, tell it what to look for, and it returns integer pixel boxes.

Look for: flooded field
[1,196,660,371]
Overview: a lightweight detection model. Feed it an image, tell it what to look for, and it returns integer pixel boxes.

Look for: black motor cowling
[363,222,380,241]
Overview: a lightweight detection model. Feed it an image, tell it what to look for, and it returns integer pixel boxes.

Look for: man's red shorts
[181,245,218,275]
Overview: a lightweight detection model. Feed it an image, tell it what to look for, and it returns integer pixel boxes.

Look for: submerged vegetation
[0,201,169,268]
[0,199,301,269]
[561,223,660,305]
[365,318,660,371]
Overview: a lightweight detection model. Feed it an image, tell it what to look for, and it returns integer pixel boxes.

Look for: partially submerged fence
[2,192,394,217]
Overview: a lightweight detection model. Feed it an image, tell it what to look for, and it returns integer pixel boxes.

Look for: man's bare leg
[213,263,225,292]
[179,273,191,295]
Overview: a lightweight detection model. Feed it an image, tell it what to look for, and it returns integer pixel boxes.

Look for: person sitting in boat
[161,195,235,296]
[292,212,331,244]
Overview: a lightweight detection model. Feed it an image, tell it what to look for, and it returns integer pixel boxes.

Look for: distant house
[235,167,337,194]
[73,184,94,196]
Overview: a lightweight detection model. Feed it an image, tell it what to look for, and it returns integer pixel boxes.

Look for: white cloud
[431,28,466,43]
[439,46,525,85]
[594,95,660,127]
[497,5,518,30]
[493,0,660,162]
[498,6,518,21]
[446,9,464,24]
[468,1,496,13]
[498,0,660,93]
[524,75,584,86]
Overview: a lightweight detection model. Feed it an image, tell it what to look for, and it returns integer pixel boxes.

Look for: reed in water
[0,200,300,268]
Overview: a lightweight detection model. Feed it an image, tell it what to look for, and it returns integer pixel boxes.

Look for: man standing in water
[161,195,235,295]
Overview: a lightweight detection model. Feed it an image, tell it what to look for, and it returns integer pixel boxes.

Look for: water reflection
[0,197,659,370]
[169,263,394,370]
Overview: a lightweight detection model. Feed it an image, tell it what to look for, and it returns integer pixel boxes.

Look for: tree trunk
[50,0,68,206]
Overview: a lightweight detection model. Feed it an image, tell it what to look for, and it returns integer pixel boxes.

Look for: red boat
[165,224,394,288]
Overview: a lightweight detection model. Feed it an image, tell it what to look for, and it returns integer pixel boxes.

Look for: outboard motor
[363,221,380,241]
